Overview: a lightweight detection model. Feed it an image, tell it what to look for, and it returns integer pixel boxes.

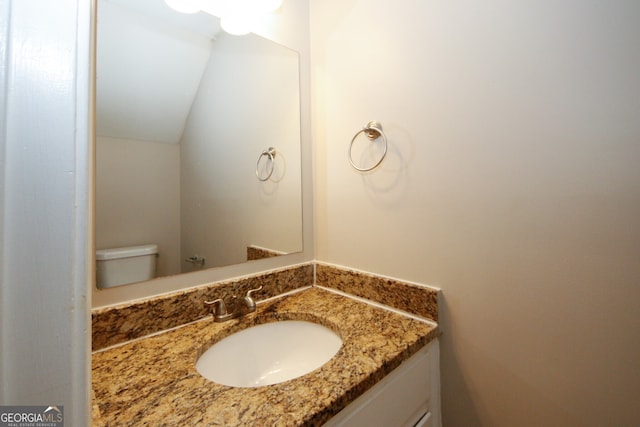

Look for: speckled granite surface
[92,287,438,426]
[316,263,440,322]
[247,245,286,260]
[92,264,313,351]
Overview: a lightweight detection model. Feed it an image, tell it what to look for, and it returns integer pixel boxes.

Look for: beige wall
[311,1,640,425]
[96,136,181,277]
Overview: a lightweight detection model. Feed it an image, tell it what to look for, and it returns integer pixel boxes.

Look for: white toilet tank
[96,244,158,289]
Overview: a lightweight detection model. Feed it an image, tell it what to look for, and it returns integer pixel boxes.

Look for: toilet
[96,244,158,289]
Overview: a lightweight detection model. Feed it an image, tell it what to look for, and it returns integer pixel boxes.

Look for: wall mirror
[95,0,303,288]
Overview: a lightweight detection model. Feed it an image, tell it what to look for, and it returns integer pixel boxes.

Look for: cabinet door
[325,341,438,427]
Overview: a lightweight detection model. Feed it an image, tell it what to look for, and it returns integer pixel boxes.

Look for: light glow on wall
[164,0,200,14]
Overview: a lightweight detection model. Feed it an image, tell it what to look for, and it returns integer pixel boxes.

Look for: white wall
[96,136,181,277]
[311,0,640,425]
[0,0,91,424]
[180,33,302,271]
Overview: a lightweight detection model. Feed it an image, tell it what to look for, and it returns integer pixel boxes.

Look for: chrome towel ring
[348,121,388,172]
[256,147,276,181]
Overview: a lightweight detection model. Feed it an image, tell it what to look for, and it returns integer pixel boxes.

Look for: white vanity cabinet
[324,338,441,427]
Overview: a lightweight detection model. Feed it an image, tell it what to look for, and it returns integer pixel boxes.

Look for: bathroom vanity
[92,264,441,426]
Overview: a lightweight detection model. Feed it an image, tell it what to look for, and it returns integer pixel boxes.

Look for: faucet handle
[246,286,263,299]
[204,298,227,317]
[241,286,263,313]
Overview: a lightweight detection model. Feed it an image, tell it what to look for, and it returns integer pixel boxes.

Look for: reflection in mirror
[95,0,302,289]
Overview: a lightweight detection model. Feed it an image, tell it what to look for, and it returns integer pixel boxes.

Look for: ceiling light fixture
[220,14,255,36]
[165,0,283,36]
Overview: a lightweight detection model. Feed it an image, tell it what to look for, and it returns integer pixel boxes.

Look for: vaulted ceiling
[96,0,222,144]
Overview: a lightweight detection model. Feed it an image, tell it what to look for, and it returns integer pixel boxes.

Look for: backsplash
[92,263,314,351]
[92,262,440,351]
[246,245,285,260]
[315,263,439,322]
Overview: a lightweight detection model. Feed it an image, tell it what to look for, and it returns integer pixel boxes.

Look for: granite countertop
[92,287,439,426]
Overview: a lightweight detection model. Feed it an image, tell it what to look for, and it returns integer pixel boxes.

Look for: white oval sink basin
[196,320,343,388]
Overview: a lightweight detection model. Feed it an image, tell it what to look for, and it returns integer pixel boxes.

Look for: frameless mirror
[95,0,302,288]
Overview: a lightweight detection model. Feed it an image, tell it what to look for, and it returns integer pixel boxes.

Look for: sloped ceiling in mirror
[97,0,222,144]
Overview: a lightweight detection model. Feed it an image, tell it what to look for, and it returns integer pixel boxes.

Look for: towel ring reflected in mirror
[256,147,277,181]
[348,121,388,172]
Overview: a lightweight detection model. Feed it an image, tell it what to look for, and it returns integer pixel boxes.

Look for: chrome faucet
[205,286,263,322]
